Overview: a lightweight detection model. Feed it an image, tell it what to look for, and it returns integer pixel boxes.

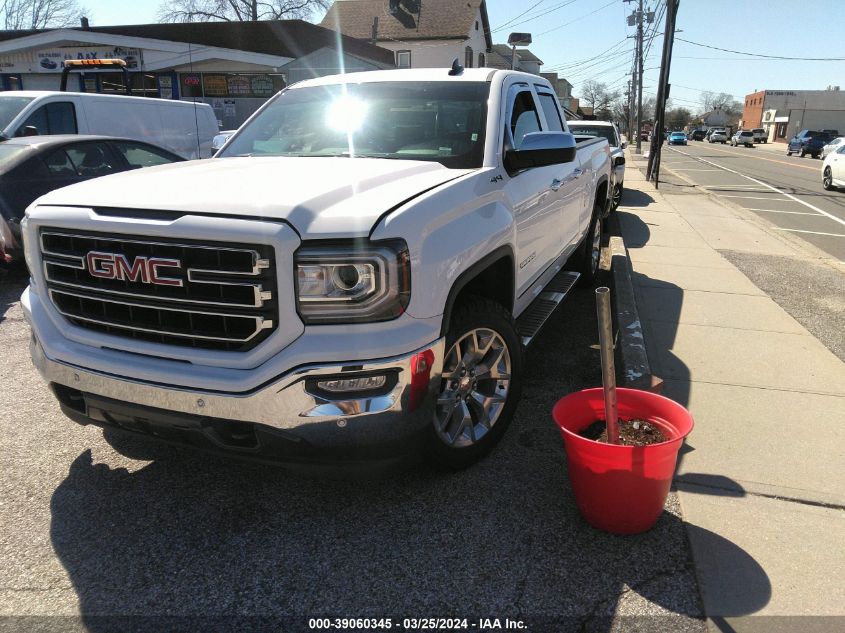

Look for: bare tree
[1,0,86,29]
[580,80,620,120]
[700,90,741,115]
[158,0,330,23]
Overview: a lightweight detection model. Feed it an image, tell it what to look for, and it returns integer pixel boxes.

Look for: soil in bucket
[579,418,667,446]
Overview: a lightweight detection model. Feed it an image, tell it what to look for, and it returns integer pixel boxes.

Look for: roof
[0,20,395,66]
[292,67,501,88]
[321,0,492,48]
[1,134,147,148]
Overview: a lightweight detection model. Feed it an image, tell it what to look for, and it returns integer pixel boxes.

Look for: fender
[440,245,515,336]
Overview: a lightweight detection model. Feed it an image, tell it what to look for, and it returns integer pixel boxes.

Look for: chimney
[80,16,89,29]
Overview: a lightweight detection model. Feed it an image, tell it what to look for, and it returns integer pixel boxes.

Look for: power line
[676,37,845,61]
[490,0,548,32]
[536,0,618,36]
[491,0,581,33]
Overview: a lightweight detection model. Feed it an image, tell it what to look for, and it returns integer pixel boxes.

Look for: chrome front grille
[40,230,277,352]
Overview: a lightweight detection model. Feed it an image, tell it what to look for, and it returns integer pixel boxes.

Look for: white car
[731,130,755,147]
[567,120,625,211]
[821,136,845,159]
[709,129,727,143]
[822,143,845,191]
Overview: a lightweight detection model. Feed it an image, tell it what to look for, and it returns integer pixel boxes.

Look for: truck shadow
[0,265,28,325]
[47,287,770,631]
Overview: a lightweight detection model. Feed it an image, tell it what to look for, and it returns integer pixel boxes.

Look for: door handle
[552,168,583,190]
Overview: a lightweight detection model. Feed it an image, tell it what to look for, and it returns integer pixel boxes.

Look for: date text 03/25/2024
[308,618,527,630]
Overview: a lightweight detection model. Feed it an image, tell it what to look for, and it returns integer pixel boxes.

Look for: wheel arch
[440,245,515,336]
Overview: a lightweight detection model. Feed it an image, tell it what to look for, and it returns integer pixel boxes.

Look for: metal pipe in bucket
[595,287,620,444]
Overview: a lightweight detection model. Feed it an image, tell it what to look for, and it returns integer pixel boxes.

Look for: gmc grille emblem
[85,251,184,287]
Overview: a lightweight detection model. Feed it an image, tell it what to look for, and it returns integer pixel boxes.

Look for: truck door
[534,88,585,258]
[501,84,559,296]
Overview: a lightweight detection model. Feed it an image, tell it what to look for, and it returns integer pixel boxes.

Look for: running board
[516,270,580,346]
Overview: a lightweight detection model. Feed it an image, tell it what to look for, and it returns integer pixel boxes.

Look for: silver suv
[709,129,727,143]
[731,130,755,147]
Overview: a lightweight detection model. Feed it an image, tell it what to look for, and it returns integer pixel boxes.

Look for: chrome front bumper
[31,333,445,455]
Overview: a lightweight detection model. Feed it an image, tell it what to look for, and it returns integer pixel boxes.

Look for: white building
[0,20,394,128]
[321,0,492,70]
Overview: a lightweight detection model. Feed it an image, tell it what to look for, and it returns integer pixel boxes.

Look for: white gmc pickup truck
[22,67,611,469]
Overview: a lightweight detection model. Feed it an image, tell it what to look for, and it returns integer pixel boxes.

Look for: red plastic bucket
[552,388,694,535]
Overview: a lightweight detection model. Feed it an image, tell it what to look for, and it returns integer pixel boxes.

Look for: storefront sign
[0,46,142,73]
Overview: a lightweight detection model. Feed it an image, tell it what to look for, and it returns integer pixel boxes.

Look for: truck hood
[33,157,472,238]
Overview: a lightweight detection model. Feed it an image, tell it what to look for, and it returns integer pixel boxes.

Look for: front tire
[427,297,523,469]
[574,200,603,287]
[611,182,623,212]
[823,167,834,191]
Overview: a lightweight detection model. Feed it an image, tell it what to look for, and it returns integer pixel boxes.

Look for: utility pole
[625,1,653,153]
[647,0,681,186]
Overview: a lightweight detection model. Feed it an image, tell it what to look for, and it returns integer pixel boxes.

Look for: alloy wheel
[611,184,622,211]
[823,168,833,190]
[434,328,511,448]
[590,214,602,274]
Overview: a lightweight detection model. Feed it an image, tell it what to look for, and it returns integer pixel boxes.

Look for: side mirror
[620,141,627,149]
[505,131,576,172]
[22,126,39,137]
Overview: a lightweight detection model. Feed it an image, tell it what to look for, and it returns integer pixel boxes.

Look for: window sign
[227,75,251,96]
[203,74,228,96]
[250,75,274,96]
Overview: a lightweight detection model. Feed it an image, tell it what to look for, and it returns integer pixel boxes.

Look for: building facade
[321,0,492,70]
[0,20,394,128]
[740,88,845,142]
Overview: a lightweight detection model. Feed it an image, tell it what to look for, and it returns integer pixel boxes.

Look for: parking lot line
[690,143,819,171]
[671,149,845,229]
[775,228,845,238]
[745,209,822,216]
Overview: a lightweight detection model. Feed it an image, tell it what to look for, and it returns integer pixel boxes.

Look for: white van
[0,92,218,159]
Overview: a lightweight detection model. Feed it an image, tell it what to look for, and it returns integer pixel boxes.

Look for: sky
[78,0,845,113]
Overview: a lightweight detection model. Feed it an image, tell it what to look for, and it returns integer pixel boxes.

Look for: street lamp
[507,32,532,70]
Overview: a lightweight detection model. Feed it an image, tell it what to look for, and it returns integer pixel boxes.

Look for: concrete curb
[604,213,655,391]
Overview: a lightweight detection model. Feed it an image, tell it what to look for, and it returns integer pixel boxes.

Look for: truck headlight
[295,240,410,323]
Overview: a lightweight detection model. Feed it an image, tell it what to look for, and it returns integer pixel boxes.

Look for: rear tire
[574,200,603,287]
[426,297,523,470]
[787,150,792,156]
[800,149,806,157]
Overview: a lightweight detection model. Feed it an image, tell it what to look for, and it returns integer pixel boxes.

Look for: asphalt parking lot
[0,264,704,633]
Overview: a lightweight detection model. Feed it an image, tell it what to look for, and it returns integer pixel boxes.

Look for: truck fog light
[317,375,387,393]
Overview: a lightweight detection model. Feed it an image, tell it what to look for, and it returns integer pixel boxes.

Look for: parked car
[0,92,218,158]
[731,130,755,147]
[568,120,625,211]
[709,129,727,143]
[668,131,687,145]
[787,130,831,158]
[822,143,845,191]
[752,128,767,143]
[212,130,236,152]
[22,67,613,470]
[821,136,845,159]
[0,135,183,259]
[691,129,706,141]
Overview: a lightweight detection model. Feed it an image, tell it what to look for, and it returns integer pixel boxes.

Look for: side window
[43,150,77,177]
[396,50,411,68]
[16,102,76,135]
[537,92,564,132]
[509,90,541,149]
[17,106,48,136]
[64,143,116,178]
[46,102,77,134]
[112,142,178,169]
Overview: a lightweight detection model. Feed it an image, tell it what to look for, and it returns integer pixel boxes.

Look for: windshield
[220,81,489,169]
[0,97,35,134]
[0,145,29,168]
[568,124,618,146]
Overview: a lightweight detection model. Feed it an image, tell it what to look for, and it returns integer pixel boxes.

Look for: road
[659,141,845,261]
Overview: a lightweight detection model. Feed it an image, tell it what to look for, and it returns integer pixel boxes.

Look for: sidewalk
[618,153,845,630]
